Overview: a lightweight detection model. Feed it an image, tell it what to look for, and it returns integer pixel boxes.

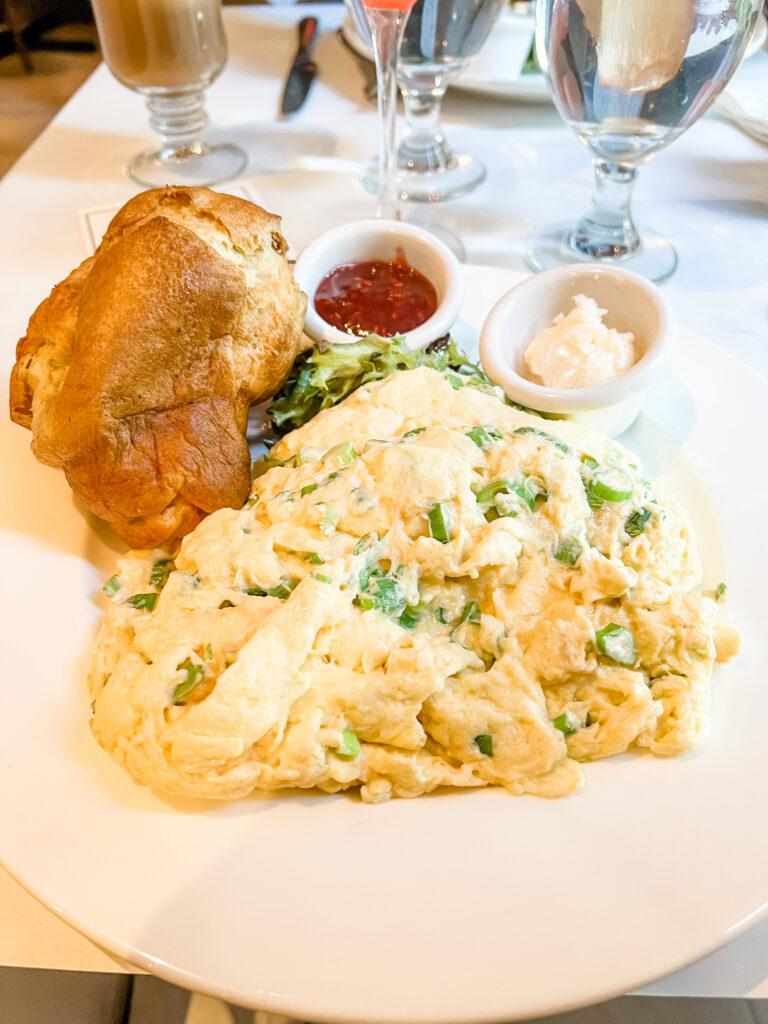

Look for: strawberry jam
[314,248,438,338]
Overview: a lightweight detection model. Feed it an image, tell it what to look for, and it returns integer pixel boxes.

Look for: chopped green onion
[582,455,599,469]
[205,643,214,661]
[404,427,426,437]
[427,502,451,543]
[555,538,582,566]
[245,586,266,597]
[588,469,634,503]
[435,607,448,624]
[149,558,174,590]
[336,727,361,759]
[303,551,323,564]
[219,600,234,609]
[714,582,727,603]
[474,734,493,756]
[172,658,206,704]
[103,575,121,599]
[245,494,259,508]
[585,487,604,511]
[552,711,580,735]
[359,565,385,591]
[320,504,339,536]
[354,594,377,611]
[476,478,543,519]
[274,490,295,503]
[297,445,322,465]
[595,623,636,665]
[300,483,318,497]
[625,508,651,537]
[397,607,419,629]
[514,426,571,455]
[265,579,297,600]
[312,573,333,584]
[459,601,481,625]
[370,577,403,614]
[476,479,514,508]
[354,532,380,556]
[451,601,481,640]
[466,426,502,450]
[126,592,157,611]
[334,442,357,466]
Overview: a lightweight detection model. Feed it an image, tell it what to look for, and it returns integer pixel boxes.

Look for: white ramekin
[293,219,464,350]
[479,265,676,437]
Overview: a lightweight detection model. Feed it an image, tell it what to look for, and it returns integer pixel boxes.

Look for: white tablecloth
[1,0,767,1003]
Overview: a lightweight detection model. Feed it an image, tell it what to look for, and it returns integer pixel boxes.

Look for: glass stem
[568,158,641,260]
[364,6,410,220]
[143,89,209,158]
[399,85,453,175]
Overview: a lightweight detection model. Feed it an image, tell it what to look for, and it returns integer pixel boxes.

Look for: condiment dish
[479,265,676,436]
[293,219,464,349]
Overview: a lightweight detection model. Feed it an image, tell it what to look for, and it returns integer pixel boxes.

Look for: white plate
[1,264,767,1024]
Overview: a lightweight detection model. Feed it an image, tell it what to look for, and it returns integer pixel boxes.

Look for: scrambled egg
[88,368,740,803]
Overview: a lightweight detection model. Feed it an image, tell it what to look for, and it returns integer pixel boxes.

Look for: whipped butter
[524,294,636,389]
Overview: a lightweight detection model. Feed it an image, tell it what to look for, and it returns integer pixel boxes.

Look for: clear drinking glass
[394,0,506,201]
[527,0,763,282]
[350,0,506,202]
[90,0,246,187]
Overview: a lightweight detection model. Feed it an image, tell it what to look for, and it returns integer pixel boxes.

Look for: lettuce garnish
[268,334,488,436]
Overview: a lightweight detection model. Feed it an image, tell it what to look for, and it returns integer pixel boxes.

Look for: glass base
[525,221,678,284]
[360,153,486,203]
[128,141,247,188]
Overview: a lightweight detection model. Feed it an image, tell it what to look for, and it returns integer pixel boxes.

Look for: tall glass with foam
[91,0,246,186]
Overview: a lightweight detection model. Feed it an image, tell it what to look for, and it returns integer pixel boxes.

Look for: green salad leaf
[267,334,488,437]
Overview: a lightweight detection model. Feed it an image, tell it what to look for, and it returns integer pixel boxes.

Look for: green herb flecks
[466,425,504,450]
[554,537,582,566]
[320,504,340,536]
[172,658,206,704]
[552,711,581,736]
[427,502,451,543]
[103,575,121,599]
[595,623,636,666]
[474,734,493,756]
[625,508,652,537]
[336,727,361,759]
[149,558,174,591]
[126,592,157,612]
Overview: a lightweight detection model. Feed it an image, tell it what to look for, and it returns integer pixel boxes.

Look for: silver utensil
[281,16,319,116]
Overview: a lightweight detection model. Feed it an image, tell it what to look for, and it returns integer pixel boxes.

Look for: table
[1,1,767,1011]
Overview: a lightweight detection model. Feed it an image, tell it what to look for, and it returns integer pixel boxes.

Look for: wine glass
[527,0,763,283]
[350,0,506,202]
[360,0,418,220]
[90,0,246,188]
[394,0,507,202]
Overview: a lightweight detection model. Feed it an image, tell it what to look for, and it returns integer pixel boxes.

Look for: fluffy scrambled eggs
[89,368,740,802]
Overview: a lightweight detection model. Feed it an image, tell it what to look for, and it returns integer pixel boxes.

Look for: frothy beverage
[91,0,227,91]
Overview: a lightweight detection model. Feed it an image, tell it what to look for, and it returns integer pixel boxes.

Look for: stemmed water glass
[527,0,763,283]
[90,0,246,187]
[351,0,506,203]
[394,0,506,202]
